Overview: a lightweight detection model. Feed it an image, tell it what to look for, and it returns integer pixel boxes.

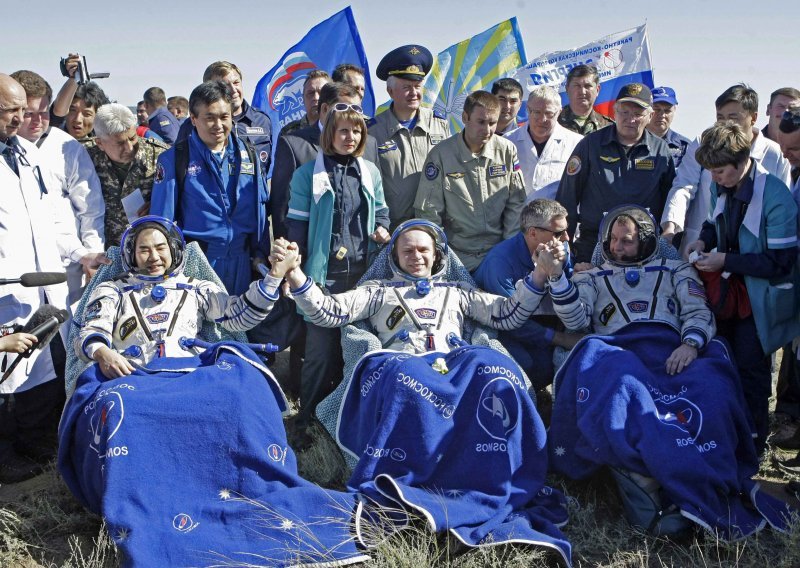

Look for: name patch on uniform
[599,303,616,325]
[155,163,165,183]
[600,155,620,163]
[245,126,265,135]
[627,300,649,313]
[415,308,437,319]
[146,312,169,324]
[85,300,102,321]
[119,317,137,340]
[634,158,655,170]
[425,162,439,180]
[159,119,171,127]
[429,135,444,145]
[187,162,202,177]
[238,162,255,175]
[378,141,398,154]
[566,156,581,175]
[386,306,405,330]
[687,279,707,300]
[488,164,507,178]
[446,172,465,179]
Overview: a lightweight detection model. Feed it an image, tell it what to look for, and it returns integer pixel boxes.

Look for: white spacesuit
[77,216,281,367]
[548,205,716,347]
[290,219,550,353]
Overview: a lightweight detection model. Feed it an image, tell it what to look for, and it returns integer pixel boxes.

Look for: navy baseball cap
[651,86,679,106]
[616,83,653,108]
[377,45,433,82]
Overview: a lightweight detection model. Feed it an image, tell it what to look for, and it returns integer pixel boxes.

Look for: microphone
[0,272,68,287]
[1,306,68,384]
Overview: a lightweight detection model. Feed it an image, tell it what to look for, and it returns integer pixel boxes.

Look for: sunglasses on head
[331,102,364,115]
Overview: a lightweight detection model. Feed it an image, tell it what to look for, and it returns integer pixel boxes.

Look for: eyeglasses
[331,102,364,115]
[533,226,567,238]
[615,109,650,121]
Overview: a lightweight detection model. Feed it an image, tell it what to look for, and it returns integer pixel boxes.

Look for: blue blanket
[549,322,795,539]
[337,346,572,565]
[58,342,369,567]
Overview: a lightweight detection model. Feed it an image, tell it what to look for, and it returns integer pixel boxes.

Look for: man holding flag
[368,44,450,229]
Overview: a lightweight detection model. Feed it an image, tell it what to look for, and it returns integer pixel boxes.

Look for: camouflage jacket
[558,105,614,136]
[87,137,169,248]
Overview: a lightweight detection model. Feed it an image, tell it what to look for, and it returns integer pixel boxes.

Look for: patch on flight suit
[667,298,676,314]
[386,306,405,330]
[159,119,171,127]
[430,135,444,145]
[155,163,165,183]
[598,303,616,325]
[245,126,265,135]
[187,162,202,176]
[146,312,169,324]
[634,158,654,170]
[627,300,649,313]
[512,159,521,172]
[687,279,706,300]
[240,150,249,159]
[488,164,507,178]
[425,162,439,180]
[237,162,255,175]
[118,317,138,340]
[84,300,103,321]
[414,308,437,319]
[259,151,269,163]
[446,172,465,179]
[378,141,398,154]
[600,155,621,163]
[566,156,581,175]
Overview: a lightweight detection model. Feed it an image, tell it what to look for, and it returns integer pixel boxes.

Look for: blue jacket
[286,153,387,286]
[708,161,800,353]
[150,130,269,294]
[147,106,180,145]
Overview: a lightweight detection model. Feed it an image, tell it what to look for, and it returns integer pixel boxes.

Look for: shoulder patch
[425,162,439,180]
[155,163,165,183]
[433,108,447,120]
[84,299,103,322]
[566,156,581,176]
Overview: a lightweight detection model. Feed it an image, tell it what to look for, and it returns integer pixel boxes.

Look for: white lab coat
[506,122,583,202]
[0,137,84,393]
[661,128,792,256]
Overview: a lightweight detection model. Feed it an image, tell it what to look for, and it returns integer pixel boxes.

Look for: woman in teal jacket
[286,104,390,436]
[688,121,800,453]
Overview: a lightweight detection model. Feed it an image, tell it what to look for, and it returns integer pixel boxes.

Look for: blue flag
[252,6,374,171]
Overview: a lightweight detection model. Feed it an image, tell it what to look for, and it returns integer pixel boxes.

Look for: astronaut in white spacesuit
[544,205,716,375]
[271,219,564,352]
[77,216,293,378]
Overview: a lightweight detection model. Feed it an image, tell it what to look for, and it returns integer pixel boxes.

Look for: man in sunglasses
[369,45,450,229]
[474,199,580,395]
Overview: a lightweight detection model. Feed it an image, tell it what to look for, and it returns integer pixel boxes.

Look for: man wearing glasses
[474,199,581,395]
[368,45,450,229]
[556,83,676,263]
[506,86,582,202]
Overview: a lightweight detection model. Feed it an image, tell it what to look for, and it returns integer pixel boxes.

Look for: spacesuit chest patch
[599,303,616,325]
[386,306,405,330]
[118,317,138,340]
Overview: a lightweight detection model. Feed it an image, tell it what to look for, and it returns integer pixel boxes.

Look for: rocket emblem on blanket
[88,392,125,455]
[173,513,199,533]
[653,394,703,439]
[477,378,520,441]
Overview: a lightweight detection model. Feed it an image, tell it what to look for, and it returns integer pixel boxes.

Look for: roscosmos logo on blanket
[476,377,521,447]
[85,383,135,461]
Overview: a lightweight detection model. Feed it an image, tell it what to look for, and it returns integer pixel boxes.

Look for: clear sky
[7,0,800,139]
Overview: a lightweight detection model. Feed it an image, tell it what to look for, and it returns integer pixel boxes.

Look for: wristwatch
[682,337,701,350]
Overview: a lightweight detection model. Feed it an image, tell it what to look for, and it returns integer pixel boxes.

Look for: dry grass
[2,351,798,567]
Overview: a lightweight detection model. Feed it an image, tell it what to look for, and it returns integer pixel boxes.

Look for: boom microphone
[1,306,68,384]
[0,272,68,287]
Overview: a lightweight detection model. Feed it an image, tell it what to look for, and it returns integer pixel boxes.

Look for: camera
[59,55,110,85]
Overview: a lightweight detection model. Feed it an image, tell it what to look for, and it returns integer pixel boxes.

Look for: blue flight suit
[176,99,273,178]
[473,232,563,389]
[150,130,269,296]
[556,126,676,262]
[662,128,691,170]
[147,106,180,145]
